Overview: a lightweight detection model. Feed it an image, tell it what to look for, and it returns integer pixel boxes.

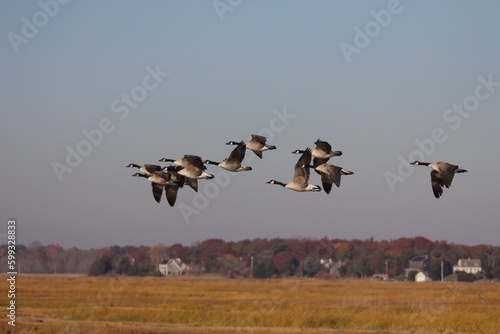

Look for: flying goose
[410,161,468,198]
[132,171,179,205]
[126,163,163,176]
[158,155,214,179]
[159,155,207,170]
[205,141,252,172]
[307,163,354,194]
[292,139,342,169]
[162,165,198,192]
[267,148,321,192]
[226,134,276,159]
[292,140,343,159]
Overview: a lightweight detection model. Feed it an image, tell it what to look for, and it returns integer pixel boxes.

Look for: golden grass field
[2,274,499,334]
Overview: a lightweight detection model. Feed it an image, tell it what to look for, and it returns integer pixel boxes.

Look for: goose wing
[228,141,246,163]
[325,165,342,186]
[251,150,263,159]
[142,164,163,174]
[151,183,163,203]
[293,148,312,181]
[250,134,267,145]
[185,177,198,192]
[165,185,179,207]
[438,162,459,188]
[316,164,342,194]
[314,139,332,154]
[430,170,445,198]
[183,155,205,170]
[321,174,333,194]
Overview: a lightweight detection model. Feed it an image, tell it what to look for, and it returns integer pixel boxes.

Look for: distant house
[453,258,481,274]
[409,255,431,272]
[159,258,187,276]
[404,255,431,277]
[415,271,431,282]
[320,258,343,276]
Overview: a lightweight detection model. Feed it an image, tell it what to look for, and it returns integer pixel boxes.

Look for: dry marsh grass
[3,274,499,334]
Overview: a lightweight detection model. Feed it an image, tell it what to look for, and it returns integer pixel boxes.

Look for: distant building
[159,258,187,276]
[320,258,343,277]
[453,258,481,274]
[409,255,431,272]
[415,271,431,282]
[404,255,431,277]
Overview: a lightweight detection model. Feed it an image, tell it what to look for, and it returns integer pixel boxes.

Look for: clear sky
[1,1,499,249]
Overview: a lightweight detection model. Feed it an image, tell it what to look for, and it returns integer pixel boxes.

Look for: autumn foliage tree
[2,237,499,280]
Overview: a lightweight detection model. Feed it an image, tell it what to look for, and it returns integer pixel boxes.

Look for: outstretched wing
[293,148,312,181]
[143,164,163,174]
[439,163,458,188]
[314,139,332,153]
[228,141,246,163]
[251,150,263,159]
[151,183,163,203]
[430,170,444,198]
[165,185,179,207]
[185,177,198,192]
[250,134,267,145]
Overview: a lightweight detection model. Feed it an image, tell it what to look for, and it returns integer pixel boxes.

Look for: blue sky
[1,1,499,249]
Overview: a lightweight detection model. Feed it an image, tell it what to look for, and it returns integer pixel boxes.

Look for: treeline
[2,237,499,280]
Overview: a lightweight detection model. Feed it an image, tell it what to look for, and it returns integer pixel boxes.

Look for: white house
[415,271,431,282]
[159,258,187,276]
[453,258,481,274]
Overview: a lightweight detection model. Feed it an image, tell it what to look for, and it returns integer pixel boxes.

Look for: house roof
[411,256,428,262]
[457,259,481,267]
[159,258,186,269]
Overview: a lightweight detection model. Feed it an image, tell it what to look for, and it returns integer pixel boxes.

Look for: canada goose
[226,134,276,159]
[126,163,163,176]
[158,155,207,170]
[267,148,321,192]
[162,165,198,192]
[159,155,214,179]
[205,141,252,172]
[307,163,354,194]
[159,166,187,206]
[292,139,342,158]
[410,161,468,198]
[132,172,179,205]
[292,139,342,169]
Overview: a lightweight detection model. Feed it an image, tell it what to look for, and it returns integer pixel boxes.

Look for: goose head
[291,149,305,154]
[410,161,429,166]
[126,163,140,168]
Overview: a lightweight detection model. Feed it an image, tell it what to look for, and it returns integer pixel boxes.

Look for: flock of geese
[127,134,468,207]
